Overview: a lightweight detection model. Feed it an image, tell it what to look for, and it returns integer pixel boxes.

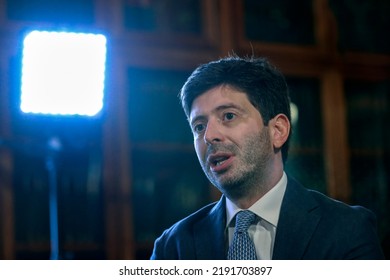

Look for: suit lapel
[272,177,322,259]
[193,197,227,259]
[191,178,322,259]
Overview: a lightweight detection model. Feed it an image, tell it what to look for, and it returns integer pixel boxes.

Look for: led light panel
[21,30,107,116]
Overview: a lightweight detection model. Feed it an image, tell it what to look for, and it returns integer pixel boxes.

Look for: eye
[223,112,236,121]
[192,123,205,134]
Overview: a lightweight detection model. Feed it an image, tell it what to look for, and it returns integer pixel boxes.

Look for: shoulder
[306,185,375,223]
[283,175,379,244]
[150,200,222,259]
[286,175,375,221]
[165,201,220,234]
[284,176,384,259]
[286,177,383,259]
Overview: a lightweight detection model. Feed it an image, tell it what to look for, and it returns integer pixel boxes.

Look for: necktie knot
[227,210,258,260]
[235,210,256,233]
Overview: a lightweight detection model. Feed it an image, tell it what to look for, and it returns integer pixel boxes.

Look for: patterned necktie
[227,210,257,260]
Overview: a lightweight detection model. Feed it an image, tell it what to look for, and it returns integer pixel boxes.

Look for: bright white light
[290,102,299,125]
[21,30,107,116]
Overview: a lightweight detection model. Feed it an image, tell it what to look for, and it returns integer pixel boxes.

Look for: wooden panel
[102,52,134,259]
[0,39,15,259]
[320,69,351,202]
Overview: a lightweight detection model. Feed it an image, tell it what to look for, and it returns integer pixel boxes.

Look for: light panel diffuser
[21,30,107,116]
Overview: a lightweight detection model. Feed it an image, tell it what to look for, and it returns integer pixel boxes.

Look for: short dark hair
[180,56,292,162]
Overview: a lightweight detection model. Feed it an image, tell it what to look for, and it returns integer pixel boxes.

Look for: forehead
[189,85,254,120]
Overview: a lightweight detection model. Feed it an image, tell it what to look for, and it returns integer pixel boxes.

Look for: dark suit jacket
[150,176,384,259]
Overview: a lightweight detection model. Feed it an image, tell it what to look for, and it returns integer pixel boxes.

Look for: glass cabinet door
[345,80,390,247]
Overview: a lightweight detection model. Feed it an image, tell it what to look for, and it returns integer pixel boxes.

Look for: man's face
[189,85,274,200]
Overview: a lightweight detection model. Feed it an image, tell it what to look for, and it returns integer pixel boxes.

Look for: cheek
[194,140,206,161]
[231,125,261,145]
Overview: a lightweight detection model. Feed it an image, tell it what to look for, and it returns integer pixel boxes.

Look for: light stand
[16,29,107,260]
[45,137,62,260]
[0,136,62,259]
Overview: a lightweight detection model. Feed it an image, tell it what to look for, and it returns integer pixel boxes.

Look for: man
[150,56,384,260]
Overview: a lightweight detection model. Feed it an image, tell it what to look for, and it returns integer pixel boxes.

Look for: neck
[230,162,284,209]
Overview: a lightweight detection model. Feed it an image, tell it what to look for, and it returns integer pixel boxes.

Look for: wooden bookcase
[0,0,389,259]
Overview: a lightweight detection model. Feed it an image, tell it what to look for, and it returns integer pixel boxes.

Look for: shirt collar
[225,172,287,228]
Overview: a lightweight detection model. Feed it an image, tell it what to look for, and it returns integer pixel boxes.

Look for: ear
[269,114,290,149]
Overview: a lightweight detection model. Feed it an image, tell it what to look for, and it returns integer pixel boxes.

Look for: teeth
[215,159,227,166]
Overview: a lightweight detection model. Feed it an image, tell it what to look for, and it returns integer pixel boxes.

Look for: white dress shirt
[226,172,287,260]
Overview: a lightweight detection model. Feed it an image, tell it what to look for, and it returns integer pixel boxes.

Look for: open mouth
[212,156,229,167]
[208,153,233,172]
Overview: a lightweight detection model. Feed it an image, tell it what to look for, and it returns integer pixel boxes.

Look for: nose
[204,118,224,145]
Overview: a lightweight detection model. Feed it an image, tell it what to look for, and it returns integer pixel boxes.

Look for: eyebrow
[190,103,245,126]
